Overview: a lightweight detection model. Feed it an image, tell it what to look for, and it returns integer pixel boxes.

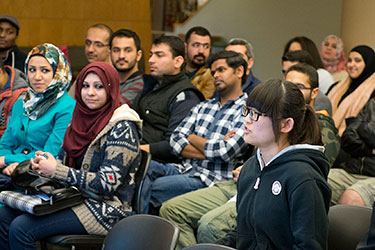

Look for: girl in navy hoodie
[236,79,331,250]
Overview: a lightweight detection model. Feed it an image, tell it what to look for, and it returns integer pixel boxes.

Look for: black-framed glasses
[295,83,313,90]
[242,105,266,121]
[85,40,109,48]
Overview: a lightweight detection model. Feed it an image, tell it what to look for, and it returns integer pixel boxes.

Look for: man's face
[186,33,211,69]
[285,70,315,105]
[211,58,242,95]
[0,21,17,51]
[111,36,141,73]
[85,28,110,63]
[149,43,180,79]
[225,44,253,74]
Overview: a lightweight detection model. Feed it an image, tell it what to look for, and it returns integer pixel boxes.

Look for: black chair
[328,204,372,250]
[40,150,151,250]
[102,214,179,250]
[182,243,236,250]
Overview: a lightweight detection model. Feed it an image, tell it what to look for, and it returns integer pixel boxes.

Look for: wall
[0,0,152,72]
[174,0,342,80]
[341,0,375,54]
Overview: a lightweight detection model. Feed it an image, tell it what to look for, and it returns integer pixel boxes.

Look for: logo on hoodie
[272,181,282,195]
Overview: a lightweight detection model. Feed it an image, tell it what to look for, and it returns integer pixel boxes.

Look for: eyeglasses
[242,105,266,121]
[85,40,109,48]
[295,83,313,90]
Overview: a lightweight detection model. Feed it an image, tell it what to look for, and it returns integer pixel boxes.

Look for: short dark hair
[226,38,255,59]
[286,63,319,89]
[247,79,322,145]
[89,23,113,43]
[208,50,247,82]
[185,26,212,43]
[283,36,323,69]
[153,35,185,58]
[110,29,141,51]
[282,50,314,67]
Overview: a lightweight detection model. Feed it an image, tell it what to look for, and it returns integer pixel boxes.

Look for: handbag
[0,160,83,216]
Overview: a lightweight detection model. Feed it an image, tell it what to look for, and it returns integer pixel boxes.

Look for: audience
[133,35,204,163]
[0,15,26,72]
[160,63,339,249]
[0,43,75,176]
[0,59,27,139]
[110,29,145,107]
[320,34,348,83]
[184,26,214,99]
[0,61,142,249]
[142,50,249,215]
[284,36,335,94]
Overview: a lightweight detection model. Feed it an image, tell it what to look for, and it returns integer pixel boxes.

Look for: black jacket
[340,99,375,176]
[2,45,27,72]
[235,145,331,250]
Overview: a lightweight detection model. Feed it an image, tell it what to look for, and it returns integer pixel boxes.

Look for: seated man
[328,98,375,207]
[141,50,250,214]
[160,63,340,249]
[133,35,204,163]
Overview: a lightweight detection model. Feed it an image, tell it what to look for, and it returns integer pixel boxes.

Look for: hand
[31,152,57,177]
[140,144,150,152]
[224,130,236,140]
[0,156,6,168]
[2,162,19,176]
[232,165,243,183]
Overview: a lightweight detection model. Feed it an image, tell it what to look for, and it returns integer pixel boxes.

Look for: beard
[113,59,137,73]
[305,92,312,105]
[189,53,207,69]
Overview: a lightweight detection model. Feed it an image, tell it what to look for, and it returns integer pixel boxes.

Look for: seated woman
[319,34,348,83]
[0,62,142,249]
[327,45,375,136]
[0,43,75,176]
[236,79,331,249]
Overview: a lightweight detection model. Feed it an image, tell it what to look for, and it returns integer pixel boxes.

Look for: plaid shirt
[170,93,248,186]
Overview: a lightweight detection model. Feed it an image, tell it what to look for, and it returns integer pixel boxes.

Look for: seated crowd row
[0,14,374,250]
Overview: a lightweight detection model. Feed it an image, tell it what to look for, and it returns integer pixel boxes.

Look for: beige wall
[341,0,375,54]
[174,0,342,80]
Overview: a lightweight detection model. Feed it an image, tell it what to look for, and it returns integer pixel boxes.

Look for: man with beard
[140,50,249,215]
[0,15,26,72]
[185,26,214,99]
[110,29,145,106]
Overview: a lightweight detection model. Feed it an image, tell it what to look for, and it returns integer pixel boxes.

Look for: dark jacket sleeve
[342,100,375,157]
[216,227,237,248]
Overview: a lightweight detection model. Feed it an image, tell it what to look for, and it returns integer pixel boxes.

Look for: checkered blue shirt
[170,93,248,186]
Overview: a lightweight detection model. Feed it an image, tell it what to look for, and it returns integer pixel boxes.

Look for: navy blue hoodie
[236,145,331,250]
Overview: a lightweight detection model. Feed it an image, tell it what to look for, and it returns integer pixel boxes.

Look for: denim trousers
[0,206,87,250]
[140,160,206,214]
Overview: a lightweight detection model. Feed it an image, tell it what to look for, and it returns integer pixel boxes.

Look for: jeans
[141,160,206,213]
[0,206,87,250]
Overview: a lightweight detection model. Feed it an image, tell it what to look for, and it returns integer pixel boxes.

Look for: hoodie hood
[111,103,143,131]
[257,144,330,179]
[4,66,27,91]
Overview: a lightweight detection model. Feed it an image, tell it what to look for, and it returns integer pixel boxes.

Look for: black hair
[109,29,141,51]
[286,63,319,89]
[153,35,185,58]
[283,36,324,69]
[247,79,322,145]
[208,50,247,82]
[282,50,314,68]
[185,26,212,43]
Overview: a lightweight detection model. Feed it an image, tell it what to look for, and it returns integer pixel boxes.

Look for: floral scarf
[23,43,71,120]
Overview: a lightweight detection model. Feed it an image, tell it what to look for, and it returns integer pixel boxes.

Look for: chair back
[132,149,151,213]
[182,243,236,250]
[102,214,179,250]
[328,204,372,250]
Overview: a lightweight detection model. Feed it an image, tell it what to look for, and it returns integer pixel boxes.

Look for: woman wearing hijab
[0,62,142,249]
[0,43,75,176]
[327,45,375,136]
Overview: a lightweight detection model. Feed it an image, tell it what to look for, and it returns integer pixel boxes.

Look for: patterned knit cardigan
[53,104,142,235]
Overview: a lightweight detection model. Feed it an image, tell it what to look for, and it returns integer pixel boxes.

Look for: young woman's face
[243,106,275,147]
[27,56,54,93]
[321,37,338,60]
[81,72,108,110]
[288,42,302,52]
[347,51,365,79]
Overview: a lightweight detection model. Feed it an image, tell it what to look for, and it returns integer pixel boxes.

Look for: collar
[160,71,186,86]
